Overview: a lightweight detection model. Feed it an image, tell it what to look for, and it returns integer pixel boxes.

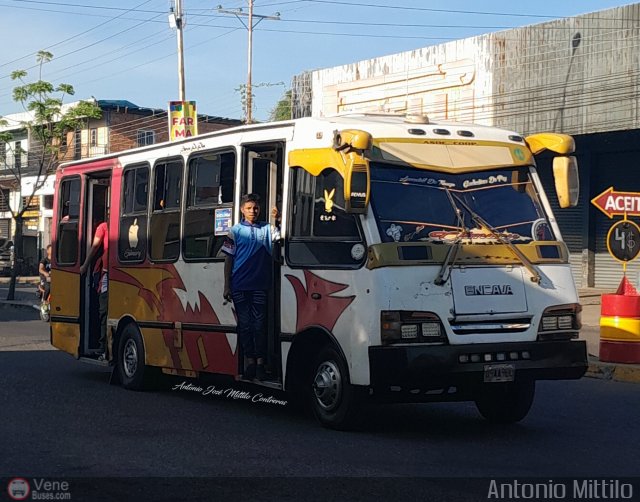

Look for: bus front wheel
[310,346,364,430]
[117,324,154,391]
[474,380,535,424]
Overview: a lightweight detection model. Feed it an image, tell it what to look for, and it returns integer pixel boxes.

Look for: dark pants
[40,281,50,300]
[232,290,267,360]
[98,291,108,354]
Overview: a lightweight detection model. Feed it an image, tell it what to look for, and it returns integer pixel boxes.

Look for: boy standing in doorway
[222,193,280,381]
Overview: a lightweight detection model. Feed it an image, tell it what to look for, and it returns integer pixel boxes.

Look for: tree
[269,90,292,122]
[0,50,101,300]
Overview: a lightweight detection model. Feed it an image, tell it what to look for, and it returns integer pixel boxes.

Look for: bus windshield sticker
[386,224,403,242]
[428,229,526,243]
[215,208,232,235]
[324,188,335,212]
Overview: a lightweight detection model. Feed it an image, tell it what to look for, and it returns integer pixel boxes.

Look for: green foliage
[4,51,101,177]
[0,118,10,143]
[36,50,53,64]
[1,50,102,299]
[269,90,292,122]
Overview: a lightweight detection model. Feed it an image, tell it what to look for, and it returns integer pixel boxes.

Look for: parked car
[0,238,13,276]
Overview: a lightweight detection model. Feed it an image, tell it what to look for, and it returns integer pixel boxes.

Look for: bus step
[235,376,282,390]
[79,356,109,367]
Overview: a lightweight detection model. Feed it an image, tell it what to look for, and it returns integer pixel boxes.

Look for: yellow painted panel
[367,241,568,269]
[600,316,640,342]
[370,138,533,172]
[140,327,174,368]
[51,269,79,318]
[288,147,348,177]
[51,322,80,357]
[109,280,163,322]
[525,133,575,155]
[197,336,209,369]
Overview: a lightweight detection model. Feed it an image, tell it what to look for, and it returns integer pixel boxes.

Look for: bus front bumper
[368,340,588,401]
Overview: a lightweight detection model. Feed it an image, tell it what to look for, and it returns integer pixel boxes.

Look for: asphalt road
[1,311,639,501]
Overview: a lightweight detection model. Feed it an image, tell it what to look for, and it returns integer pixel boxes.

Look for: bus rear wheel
[310,346,364,430]
[117,324,154,390]
[474,380,535,424]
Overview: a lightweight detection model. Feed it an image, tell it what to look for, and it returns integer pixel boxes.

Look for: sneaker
[256,364,266,381]
[97,353,106,362]
[244,363,256,380]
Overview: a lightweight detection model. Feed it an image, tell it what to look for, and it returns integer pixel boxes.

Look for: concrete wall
[298,3,640,137]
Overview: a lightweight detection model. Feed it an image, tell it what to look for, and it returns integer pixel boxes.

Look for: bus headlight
[381,311,446,345]
[538,304,581,340]
[401,324,419,339]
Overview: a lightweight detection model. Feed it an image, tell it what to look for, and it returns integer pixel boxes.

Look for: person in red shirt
[80,220,109,360]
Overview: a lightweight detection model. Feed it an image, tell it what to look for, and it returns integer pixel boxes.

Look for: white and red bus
[50,114,588,429]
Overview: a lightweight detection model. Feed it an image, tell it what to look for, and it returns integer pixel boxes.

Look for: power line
[299,0,560,19]
[0,0,155,69]
[0,12,166,82]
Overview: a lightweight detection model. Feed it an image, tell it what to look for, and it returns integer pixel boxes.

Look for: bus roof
[57,113,527,172]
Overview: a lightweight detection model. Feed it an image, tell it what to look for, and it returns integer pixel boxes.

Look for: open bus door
[80,175,110,358]
[51,173,109,357]
[51,176,83,357]
[242,142,284,382]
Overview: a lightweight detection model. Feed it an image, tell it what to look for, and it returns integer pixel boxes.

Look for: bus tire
[474,380,535,424]
[310,346,364,430]
[117,323,154,391]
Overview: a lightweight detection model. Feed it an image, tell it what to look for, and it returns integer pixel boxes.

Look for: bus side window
[57,177,81,266]
[287,168,366,268]
[118,164,149,264]
[150,159,183,262]
[183,150,235,261]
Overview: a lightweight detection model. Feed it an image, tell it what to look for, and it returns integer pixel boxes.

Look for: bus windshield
[370,163,555,244]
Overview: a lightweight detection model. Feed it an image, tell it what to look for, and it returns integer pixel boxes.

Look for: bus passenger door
[242,142,284,382]
[51,176,83,357]
[80,174,110,357]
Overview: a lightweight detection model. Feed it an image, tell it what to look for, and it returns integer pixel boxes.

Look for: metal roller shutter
[593,150,640,290]
[0,218,10,240]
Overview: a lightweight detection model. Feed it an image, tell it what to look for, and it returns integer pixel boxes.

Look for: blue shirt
[222,221,280,291]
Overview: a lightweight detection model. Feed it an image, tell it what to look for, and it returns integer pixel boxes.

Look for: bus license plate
[484,364,515,383]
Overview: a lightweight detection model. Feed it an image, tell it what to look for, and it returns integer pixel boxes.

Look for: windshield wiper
[434,188,468,286]
[449,192,542,284]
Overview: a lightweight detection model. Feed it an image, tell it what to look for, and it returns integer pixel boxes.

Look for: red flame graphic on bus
[111,265,235,374]
[285,270,355,332]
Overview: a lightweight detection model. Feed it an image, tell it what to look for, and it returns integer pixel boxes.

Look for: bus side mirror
[553,156,579,208]
[334,129,372,214]
[344,154,370,214]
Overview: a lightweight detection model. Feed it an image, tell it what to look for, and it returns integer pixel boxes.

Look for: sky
[0,0,632,122]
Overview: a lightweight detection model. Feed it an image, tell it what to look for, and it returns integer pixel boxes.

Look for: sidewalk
[1,280,638,383]
[0,276,41,310]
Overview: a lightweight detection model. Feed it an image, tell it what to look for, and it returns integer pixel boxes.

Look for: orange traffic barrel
[600,280,640,363]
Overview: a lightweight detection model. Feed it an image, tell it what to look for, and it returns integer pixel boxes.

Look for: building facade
[292,3,640,289]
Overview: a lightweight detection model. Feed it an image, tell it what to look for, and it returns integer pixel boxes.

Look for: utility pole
[170,0,186,101]
[217,2,279,123]
[247,0,253,123]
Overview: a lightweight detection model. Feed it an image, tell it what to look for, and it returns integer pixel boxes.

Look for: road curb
[586,357,640,384]
[0,277,40,285]
[0,301,39,311]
